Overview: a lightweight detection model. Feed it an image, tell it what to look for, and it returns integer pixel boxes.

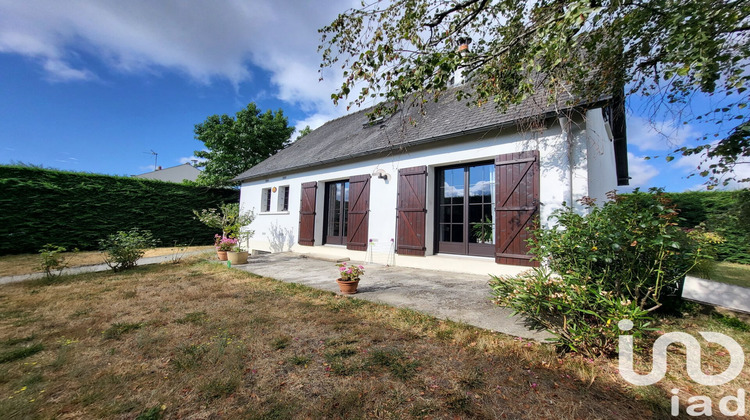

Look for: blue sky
[0,0,744,191]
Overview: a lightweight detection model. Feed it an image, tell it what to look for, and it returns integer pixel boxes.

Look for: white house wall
[239,109,616,276]
[584,108,619,203]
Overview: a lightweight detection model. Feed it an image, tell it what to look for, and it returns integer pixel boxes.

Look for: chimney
[156,166,162,171]
[453,37,472,86]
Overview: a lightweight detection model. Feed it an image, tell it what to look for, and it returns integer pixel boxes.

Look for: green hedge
[0,166,239,255]
[663,190,750,264]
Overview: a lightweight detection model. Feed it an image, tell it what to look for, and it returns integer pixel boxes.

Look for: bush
[39,244,68,278]
[99,229,158,272]
[662,190,750,264]
[686,224,725,278]
[490,190,699,357]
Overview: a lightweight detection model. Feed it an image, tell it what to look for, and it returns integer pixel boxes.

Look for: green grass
[0,343,44,363]
[102,322,143,340]
[698,261,750,288]
[1,257,747,419]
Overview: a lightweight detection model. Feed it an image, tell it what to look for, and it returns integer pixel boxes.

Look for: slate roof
[234,86,589,182]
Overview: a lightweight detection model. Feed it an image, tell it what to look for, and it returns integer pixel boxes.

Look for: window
[277,185,290,211]
[261,188,271,212]
[436,161,495,257]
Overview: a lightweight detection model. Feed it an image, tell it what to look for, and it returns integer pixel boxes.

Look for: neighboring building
[134,163,200,183]
[234,86,629,276]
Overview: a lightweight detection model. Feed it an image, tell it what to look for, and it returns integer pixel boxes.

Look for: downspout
[558,115,574,207]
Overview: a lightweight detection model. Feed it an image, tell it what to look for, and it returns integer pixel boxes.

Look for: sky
[0,0,745,191]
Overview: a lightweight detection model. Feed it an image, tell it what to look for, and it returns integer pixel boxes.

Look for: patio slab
[234,252,552,341]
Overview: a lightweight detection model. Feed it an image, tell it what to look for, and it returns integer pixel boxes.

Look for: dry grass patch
[0,259,747,419]
[0,246,214,277]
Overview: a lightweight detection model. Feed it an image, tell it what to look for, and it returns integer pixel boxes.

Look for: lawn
[0,257,748,419]
[0,246,214,277]
[700,261,750,289]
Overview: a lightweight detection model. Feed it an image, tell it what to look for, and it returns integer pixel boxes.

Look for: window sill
[258,211,290,216]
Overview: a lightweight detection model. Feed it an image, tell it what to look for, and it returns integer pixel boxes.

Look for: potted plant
[227,244,249,265]
[215,235,237,261]
[195,203,256,259]
[471,216,494,244]
[336,262,365,294]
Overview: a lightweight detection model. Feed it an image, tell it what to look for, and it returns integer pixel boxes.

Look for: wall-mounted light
[372,169,390,181]
[272,187,277,193]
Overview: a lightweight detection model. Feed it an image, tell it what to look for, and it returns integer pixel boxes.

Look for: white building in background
[134,162,201,183]
[234,86,629,276]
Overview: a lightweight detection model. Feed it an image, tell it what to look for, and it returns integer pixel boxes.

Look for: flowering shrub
[214,235,238,252]
[336,262,365,281]
[490,190,699,357]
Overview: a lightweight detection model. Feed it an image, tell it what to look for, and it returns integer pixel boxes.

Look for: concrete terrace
[234,252,551,341]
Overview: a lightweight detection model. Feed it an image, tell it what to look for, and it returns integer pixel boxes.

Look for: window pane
[451,224,463,243]
[440,205,451,223]
[452,204,463,224]
[469,164,494,204]
[440,224,451,242]
[441,168,464,204]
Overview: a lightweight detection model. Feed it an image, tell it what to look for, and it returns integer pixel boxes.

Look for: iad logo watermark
[618,319,746,417]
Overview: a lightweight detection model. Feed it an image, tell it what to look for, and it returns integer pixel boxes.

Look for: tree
[319,0,749,187]
[296,125,312,140]
[194,103,295,187]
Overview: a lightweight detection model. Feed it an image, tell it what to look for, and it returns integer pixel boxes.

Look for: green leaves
[194,103,295,188]
[99,228,157,272]
[319,0,750,186]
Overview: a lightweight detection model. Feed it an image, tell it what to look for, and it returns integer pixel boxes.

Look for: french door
[324,180,349,245]
[436,162,496,257]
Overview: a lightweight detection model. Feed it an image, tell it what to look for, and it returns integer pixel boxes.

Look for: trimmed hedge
[0,166,239,255]
[663,190,750,264]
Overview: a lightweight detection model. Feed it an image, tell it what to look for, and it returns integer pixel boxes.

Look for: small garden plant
[99,228,158,272]
[490,190,701,357]
[193,203,255,239]
[336,262,365,282]
[38,244,69,278]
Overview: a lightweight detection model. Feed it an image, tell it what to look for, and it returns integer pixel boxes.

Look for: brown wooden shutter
[495,151,540,266]
[298,182,317,246]
[396,166,427,256]
[346,174,371,251]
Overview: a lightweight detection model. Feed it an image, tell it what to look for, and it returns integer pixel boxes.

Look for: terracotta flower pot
[217,250,228,261]
[336,278,360,295]
[227,251,249,265]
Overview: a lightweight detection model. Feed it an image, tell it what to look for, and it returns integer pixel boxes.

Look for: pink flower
[339,267,346,272]
[358,265,364,269]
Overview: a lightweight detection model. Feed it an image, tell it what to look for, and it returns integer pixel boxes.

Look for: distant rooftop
[134,162,201,183]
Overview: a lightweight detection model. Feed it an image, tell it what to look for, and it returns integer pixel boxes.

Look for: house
[234,86,629,276]
[134,162,201,183]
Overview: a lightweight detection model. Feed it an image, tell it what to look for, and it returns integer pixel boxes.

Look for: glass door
[324,180,349,245]
[436,162,495,256]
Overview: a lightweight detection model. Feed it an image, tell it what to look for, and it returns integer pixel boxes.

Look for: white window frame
[277,185,290,212]
[261,188,272,212]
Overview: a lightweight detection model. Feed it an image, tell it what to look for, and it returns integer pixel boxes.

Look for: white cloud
[0,0,355,116]
[626,115,699,152]
[621,152,660,191]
